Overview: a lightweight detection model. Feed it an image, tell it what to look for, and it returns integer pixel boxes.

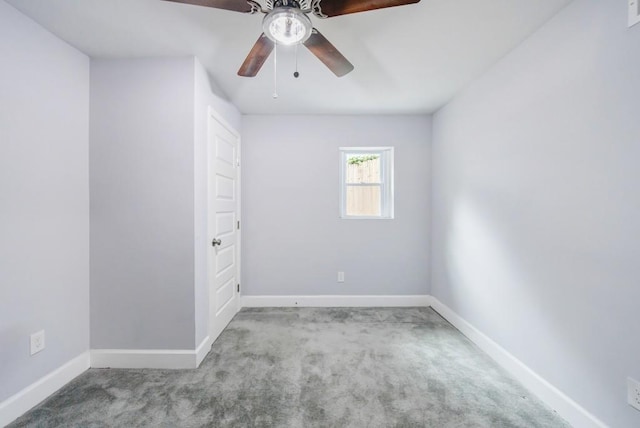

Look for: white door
[207,111,240,342]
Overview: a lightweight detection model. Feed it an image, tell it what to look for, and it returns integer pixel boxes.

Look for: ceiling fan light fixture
[262,7,312,46]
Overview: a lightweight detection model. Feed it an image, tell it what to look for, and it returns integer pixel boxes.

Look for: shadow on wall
[206,69,231,102]
[444,194,610,400]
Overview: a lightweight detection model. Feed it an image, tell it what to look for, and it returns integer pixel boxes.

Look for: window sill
[340,216,394,220]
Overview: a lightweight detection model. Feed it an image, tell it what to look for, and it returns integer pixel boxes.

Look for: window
[340,147,394,219]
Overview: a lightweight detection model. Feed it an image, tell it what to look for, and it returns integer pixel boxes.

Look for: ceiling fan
[163,0,421,77]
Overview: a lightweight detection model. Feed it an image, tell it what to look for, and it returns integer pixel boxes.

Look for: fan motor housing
[272,0,304,9]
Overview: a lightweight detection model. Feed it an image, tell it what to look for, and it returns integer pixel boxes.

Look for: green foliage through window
[347,155,380,165]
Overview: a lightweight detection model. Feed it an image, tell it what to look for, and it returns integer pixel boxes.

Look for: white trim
[195,335,213,368]
[241,295,432,308]
[629,0,640,28]
[1,300,605,428]
[0,352,90,427]
[339,147,394,220]
[90,336,213,370]
[90,349,194,370]
[429,297,608,428]
[235,128,243,315]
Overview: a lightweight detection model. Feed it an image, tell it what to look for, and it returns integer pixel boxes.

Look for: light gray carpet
[9,307,569,427]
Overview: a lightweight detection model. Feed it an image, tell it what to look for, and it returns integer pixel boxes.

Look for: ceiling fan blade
[312,0,420,18]
[303,29,354,77]
[162,0,255,14]
[238,33,275,77]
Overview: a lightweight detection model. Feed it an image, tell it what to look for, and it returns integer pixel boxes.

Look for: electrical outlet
[337,271,345,283]
[628,377,640,411]
[30,330,45,355]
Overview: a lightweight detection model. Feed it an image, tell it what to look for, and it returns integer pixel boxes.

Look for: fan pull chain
[294,44,300,78]
[273,42,278,99]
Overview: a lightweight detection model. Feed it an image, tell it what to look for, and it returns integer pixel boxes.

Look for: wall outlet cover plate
[30,330,45,355]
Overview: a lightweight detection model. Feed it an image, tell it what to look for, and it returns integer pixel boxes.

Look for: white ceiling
[6,0,571,114]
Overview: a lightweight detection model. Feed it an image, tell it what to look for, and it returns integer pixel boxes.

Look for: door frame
[207,106,242,340]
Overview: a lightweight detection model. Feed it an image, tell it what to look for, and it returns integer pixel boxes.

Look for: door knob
[212,238,222,247]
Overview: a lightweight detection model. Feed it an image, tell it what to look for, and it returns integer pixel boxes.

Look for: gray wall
[90,58,196,349]
[90,57,241,350]
[0,1,90,402]
[431,1,640,426]
[242,115,431,296]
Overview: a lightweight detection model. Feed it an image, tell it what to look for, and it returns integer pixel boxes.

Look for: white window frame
[339,147,394,220]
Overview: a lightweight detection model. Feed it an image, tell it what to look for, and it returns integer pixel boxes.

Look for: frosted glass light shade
[263,7,312,46]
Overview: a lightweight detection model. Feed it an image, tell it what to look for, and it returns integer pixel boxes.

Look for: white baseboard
[429,297,607,428]
[195,336,213,368]
[241,294,432,308]
[1,300,604,428]
[0,351,90,427]
[91,335,212,370]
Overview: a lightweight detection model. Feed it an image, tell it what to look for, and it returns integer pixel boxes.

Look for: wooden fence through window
[346,158,381,216]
